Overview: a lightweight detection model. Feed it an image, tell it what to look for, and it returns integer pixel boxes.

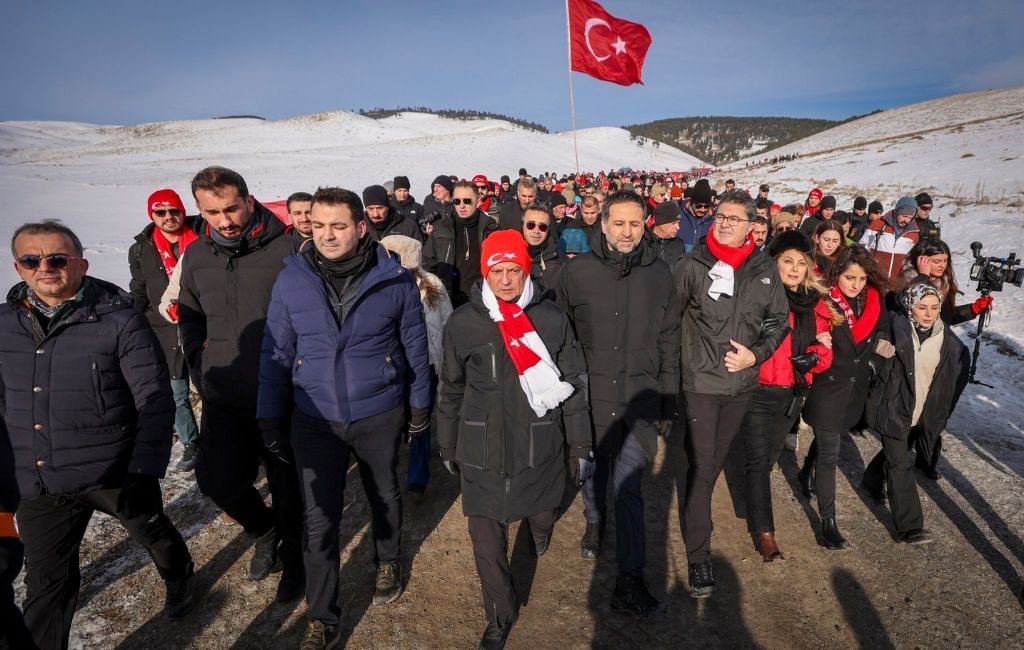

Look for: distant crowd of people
[1,165,992,650]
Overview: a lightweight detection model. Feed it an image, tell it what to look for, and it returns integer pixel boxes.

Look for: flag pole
[565,0,581,174]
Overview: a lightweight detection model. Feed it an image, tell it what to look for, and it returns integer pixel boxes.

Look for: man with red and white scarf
[673,189,790,598]
[128,189,202,471]
[437,229,593,650]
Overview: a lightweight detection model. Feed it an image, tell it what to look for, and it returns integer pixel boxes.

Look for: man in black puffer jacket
[437,230,592,649]
[128,188,203,472]
[363,184,424,242]
[556,191,681,616]
[389,175,424,233]
[673,190,789,598]
[176,166,304,603]
[2,220,194,648]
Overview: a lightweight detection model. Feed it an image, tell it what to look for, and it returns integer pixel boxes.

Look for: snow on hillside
[723,86,1024,476]
[0,110,702,290]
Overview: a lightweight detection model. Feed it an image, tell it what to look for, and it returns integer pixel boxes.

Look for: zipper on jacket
[488,343,497,382]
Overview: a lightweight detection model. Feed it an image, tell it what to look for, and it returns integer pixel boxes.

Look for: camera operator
[899,239,992,326]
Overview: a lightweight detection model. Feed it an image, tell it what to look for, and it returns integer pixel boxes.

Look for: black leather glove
[569,446,596,485]
[868,359,884,388]
[259,417,294,465]
[790,352,819,375]
[406,406,430,444]
[118,474,163,520]
[440,448,459,476]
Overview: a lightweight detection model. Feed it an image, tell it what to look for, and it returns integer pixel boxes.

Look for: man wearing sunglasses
[678,179,714,253]
[128,189,203,473]
[914,192,941,240]
[422,180,499,308]
[175,166,305,603]
[3,220,196,646]
[521,202,564,289]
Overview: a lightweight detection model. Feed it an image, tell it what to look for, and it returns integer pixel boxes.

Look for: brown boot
[757,532,785,562]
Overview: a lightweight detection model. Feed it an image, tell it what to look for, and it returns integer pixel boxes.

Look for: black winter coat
[421,211,499,306]
[652,235,686,269]
[366,208,424,243]
[177,203,297,410]
[498,202,525,231]
[128,218,203,378]
[436,282,591,523]
[390,196,424,229]
[556,235,681,459]
[0,278,175,498]
[421,195,453,226]
[866,312,969,468]
[673,239,790,397]
[529,236,566,291]
[803,295,891,432]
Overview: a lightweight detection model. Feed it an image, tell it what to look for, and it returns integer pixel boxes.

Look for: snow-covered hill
[0,110,702,289]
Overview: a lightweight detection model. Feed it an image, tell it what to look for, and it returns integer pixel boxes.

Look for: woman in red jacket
[738,231,841,561]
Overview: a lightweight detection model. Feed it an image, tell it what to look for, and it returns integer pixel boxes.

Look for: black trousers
[811,427,843,519]
[291,405,405,625]
[467,509,556,625]
[197,400,302,559]
[739,385,795,535]
[863,426,925,534]
[17,487,192,650]
[683,390,754,563]
[1,537,32,650]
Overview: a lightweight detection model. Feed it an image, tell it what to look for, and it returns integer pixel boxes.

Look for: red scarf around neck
[706,228,755,270]
[152,227,198,277]
[829,285,880,343]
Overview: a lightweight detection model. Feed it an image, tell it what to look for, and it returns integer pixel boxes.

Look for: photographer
[899,239,992,326]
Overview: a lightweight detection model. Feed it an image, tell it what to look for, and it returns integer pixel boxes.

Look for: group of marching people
[0,165,991,650]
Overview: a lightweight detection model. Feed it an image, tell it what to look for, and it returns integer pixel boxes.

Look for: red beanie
[472,174,490,187]
[147,189,185,217]
[480,230,531,277]
[808,188,823,200]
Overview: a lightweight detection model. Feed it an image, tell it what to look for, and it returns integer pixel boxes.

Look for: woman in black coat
[799,247,893,549]
[862,283,969,543]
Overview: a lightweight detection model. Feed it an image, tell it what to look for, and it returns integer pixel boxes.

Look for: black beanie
[690,179,713,205]
[915,192,933,206]
[362,184,390,208]
[550,193,568,207]
[853,196,867,210]
[868,200,884,214]
[393,176,410,191]
[500,175,511,184]
[431,175,454,194]
[518,168,528,176]
[652,200,682,225]
[820,195,837,210]
[769,229,813,258]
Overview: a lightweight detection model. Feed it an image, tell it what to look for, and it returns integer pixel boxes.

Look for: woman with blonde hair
[380,235,454,495]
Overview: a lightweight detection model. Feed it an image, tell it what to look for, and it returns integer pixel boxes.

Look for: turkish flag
[569,0,651,86]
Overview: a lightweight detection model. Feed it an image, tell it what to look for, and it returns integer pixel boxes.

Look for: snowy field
[2,91,1024,647]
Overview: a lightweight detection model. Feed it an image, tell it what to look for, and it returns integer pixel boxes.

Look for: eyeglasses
[692,203,709,210]
[525,221,549,233]
[152,208,182,218]
[452,198,475,206]
[713,214,750,226]
[775,225,794,232]
[17,253,79,270]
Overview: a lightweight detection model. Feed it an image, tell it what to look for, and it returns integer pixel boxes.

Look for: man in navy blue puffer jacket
[257,187,431,648]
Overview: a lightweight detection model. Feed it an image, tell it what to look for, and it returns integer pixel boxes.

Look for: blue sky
[3,0,1023,130]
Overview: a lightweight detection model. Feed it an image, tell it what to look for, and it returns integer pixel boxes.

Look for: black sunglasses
[452,198,475,206]
[692,203,710,209]
[17,253,78,270]
[525,221,549,233]
[152,208,182,218]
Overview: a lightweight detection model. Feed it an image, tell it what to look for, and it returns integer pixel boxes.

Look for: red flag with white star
[568,0,651,86]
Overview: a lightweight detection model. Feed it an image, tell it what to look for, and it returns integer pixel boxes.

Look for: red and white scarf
[481,277,574,417]
[152,227,198,277]
[704,229,755,300]
[829,285,881,344]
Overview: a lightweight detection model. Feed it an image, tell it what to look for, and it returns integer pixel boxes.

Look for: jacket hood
[590,229,660,268]
[286,239,406,294]
[7,276,133,317]
[881,210,921,234]
[200,201,288,252]
[379,234,423,270]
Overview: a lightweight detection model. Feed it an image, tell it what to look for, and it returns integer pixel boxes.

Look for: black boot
[580,521,601,560]
[249,528,280,581]
[164,572,196,619]
[611,573,664,615]
[821,517,850,550]
[797,464,816,500]
[479,615,516,650]
[688,560,716,598]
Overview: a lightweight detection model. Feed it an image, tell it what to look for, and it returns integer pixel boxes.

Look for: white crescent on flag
[584,18,612,61]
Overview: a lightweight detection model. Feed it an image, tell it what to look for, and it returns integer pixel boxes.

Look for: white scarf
[707,260,736,301]
[481,277,575,417]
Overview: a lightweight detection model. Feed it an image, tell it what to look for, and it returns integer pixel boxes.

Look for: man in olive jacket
[437,230,592,649]
[556,191,681,615]
[673,190,789,598]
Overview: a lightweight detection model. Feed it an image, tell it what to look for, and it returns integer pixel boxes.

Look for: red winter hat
[480,229,531,277]
[147,189,185,217]
[472,174,490,187]
[807,188,823,200]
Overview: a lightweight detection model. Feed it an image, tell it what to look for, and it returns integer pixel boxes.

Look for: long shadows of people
[831,568,896,650]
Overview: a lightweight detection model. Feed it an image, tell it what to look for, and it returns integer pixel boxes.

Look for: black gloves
[259,417,294,465]
[118,474,163,520]
[569,446,596,486]
[407,406,430,444]
[790,352,819,375]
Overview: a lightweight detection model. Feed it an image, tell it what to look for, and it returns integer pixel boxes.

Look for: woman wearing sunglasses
[521,202,565,290]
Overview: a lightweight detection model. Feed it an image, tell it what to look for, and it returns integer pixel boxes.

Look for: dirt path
[31,417,1024,649]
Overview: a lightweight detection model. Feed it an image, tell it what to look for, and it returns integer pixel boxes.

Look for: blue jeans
[170,377,198,445]
[581,424,652,576]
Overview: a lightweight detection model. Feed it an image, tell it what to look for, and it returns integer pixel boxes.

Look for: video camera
[969,242,1024,293]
